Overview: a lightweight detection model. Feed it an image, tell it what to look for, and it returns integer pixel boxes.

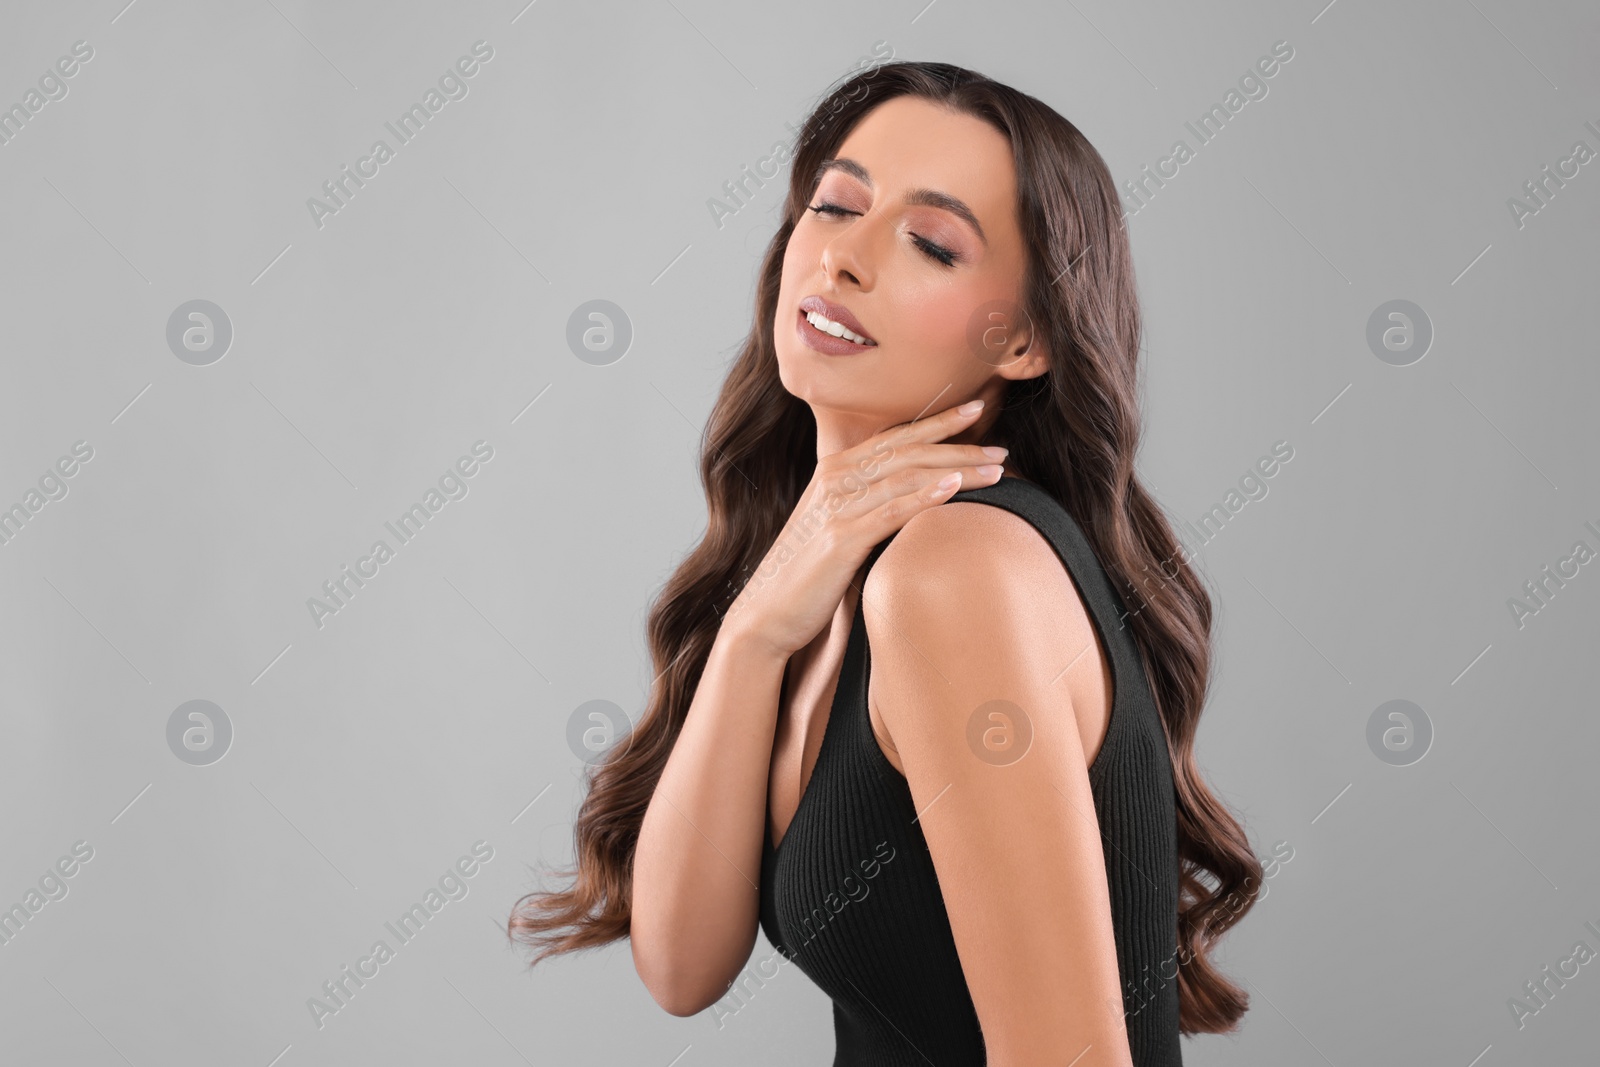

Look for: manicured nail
[982,446,1008,460]
[975,464,1002,478]
[936,472,962,491]
[958,399,984,415]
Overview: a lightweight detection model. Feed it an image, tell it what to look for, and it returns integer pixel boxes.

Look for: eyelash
[805,202,959,267]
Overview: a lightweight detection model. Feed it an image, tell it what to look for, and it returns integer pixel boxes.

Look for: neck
[810,402,1002,462]
[812,410,887,461]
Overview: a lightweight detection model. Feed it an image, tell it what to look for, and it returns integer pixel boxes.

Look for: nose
[818,214,878,290]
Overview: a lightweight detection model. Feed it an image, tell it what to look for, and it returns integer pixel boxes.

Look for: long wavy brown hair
[508,59,1263,1035]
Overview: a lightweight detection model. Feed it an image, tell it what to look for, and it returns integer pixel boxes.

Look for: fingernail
[982,446,1009,460]
[975,464,1002,478]
[958,399,984,415]
[936,472,962,490]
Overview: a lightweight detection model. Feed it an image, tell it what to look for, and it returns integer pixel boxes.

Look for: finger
[860,467,978,538]
[846,400,990,486]
[858,440,1008,483]
[851,462,1004,532]
[871,397,986,453]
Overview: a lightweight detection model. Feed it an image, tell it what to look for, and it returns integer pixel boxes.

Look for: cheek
[777,236,815,308]
[895,288,985,378]
[775,242,805,318]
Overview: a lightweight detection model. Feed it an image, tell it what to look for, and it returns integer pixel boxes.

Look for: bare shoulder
[862,488,1105,738]
[854,488,1130,1056]
[864,489,1082,621]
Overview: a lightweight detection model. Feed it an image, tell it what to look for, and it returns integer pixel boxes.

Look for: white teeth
[805,310,876,345]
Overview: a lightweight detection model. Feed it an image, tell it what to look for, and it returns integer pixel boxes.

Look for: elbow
[654,986,717,1018]
[632,938,723,1018]
[642,974,722,1018]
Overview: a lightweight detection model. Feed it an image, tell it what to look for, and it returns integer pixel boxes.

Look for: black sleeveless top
[758,476,1184,1066]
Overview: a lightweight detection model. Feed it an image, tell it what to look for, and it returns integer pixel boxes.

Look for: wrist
[716,608,790,667]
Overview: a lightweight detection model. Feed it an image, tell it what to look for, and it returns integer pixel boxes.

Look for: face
[774,95,1047,448]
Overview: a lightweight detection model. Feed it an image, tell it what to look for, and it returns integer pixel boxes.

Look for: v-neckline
[766,588,867,860]
[762,478,1128,860]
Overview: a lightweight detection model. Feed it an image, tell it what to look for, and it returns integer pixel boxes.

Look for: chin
[772,361,830,406]
[775,361,824,406]
[773,341,824,388]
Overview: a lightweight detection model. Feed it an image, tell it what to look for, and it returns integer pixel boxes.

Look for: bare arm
[869,501,1136,1067]
[629,398,1008,1017]
[630,618,789,1016]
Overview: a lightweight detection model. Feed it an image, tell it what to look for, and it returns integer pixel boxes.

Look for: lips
[799,295,876,344]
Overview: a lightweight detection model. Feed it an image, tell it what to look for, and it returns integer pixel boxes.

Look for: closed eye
[806,202,959,267]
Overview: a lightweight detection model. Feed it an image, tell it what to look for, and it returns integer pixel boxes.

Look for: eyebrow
[813,157,989,248]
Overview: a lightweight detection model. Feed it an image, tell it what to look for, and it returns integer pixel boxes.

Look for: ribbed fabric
[758,477,1184,1066]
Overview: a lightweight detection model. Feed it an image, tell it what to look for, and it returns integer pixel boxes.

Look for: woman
[509,61,1263,1066]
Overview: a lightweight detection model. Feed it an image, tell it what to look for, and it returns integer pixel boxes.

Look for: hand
[724,398,1007,660]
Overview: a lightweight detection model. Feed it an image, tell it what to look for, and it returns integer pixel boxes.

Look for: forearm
[631,617,788,1014]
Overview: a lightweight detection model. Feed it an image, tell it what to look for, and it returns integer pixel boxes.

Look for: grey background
[1,0,1596,1064]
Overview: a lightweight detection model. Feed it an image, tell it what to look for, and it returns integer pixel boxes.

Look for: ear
[995,324,1050,383]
